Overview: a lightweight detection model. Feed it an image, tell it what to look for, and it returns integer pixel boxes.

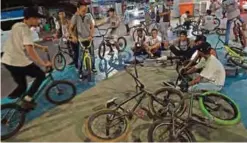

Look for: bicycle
[95,26,127,59]
[215,29,247,69]
[1,50,76,140]
[52,37,74,71]
[84,56,186,142]
[148,63,241,142]
[232,17,246,48]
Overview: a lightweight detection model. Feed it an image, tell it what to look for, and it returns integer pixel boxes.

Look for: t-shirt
[162,4,170,22]
[196,55,225,86]
[2,22,33,67]
[106,15,121,35]
[146,36,162,46]
[222,0,240,20]
[71,13,93,39]
[180,13,187,24]
[202,15,215,31]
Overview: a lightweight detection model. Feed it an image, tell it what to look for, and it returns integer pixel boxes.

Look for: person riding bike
[132,28,148,56]
[97,8,121,55]
[181,42,225,92]
[1,7,52,109]
[69,1,96,79]
[222,0,247,52]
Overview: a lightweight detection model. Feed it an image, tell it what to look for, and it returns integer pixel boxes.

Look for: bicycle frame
[78,39,93,70]
[57,38,74,58]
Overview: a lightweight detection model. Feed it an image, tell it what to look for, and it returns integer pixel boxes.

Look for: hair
[151,28,158,33]
[206,9,212,15]
[198,42,211,55]
[108,8,115,12]
[77,1,87,8]
[180,30,187,36]
[185,11,190,14]
[137,28,143,33]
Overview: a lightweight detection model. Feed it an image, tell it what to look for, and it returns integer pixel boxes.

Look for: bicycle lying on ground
[232,17,246,48]
[95,26,127,59]
[215,29,247,69]
[84,57,186,142]
[1,50,76,140]
[148,61,241,142]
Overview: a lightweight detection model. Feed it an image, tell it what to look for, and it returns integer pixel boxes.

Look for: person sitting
[201,10,215,32]
[182,42,225,92]
[143,28,162,58]
[181,11,191,30]
[132,28,148,56]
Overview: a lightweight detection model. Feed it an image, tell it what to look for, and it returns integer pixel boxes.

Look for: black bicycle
[84,56,186,142]
[95,26,127,59]
[1,50,76,140]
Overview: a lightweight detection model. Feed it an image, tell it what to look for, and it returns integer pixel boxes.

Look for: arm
[159,10,170,16]
[69,15,77,41]
[185,66,198,74]
[184,54,200,69]
[25,45,47,66]
[189,76,202,86]
[95,18,107,27]
[34,43,48,52]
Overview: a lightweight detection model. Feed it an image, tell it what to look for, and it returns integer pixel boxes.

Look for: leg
[3,64,27,99]
[225,20,232,45]
[125,24,130,34]
[189,82,222,92]
[72,42,79,69]
[169,45,183,56]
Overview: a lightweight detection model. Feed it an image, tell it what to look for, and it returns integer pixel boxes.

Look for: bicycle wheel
[216,28,226,36]
[132,28,148,41]
[213,18,220,30]
[117,37,127,52]
[45,80,76,105]
[149,87,186,118]
[1,103,26,140]
[229,56,247,69]
[199,92,241,125]
[192,29,203,36]
[98,42,106,59]
[148,119,196,142]
[53,53,66,71]
[85,57,92,81]
[84,109,130,142]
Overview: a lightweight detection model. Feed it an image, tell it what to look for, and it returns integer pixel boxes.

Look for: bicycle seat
[106,97,118,108]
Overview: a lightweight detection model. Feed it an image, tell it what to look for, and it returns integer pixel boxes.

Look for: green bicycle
[215,29,247,69]
[78,38,94,81]
[1,50,76,140]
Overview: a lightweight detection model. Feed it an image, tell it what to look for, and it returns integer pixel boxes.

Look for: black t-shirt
[163,5,170,22]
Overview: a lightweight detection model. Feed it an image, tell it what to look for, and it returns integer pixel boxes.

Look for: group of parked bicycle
[1,0,247,141]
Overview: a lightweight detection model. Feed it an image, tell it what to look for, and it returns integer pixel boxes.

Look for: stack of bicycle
[83,58,241,142]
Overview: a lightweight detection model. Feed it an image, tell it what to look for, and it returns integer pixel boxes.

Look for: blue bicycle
[1,51,76,140]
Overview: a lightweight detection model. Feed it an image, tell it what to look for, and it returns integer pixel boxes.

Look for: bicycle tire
[117,37,127,52]
[149,87,186,118]
[84,109,130,142]
[53,53,66,71]
[192,29,203,36]
[132,28,148,41]
[147,119,196,142]
[45,80,76,105]
[229,57,247,69]
[1,103,26,140]
[213,18,220,30]
[98,42,106,59]
[85,57,92,81]
[199,91,241,125]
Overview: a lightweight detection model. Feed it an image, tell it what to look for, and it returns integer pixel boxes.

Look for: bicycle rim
[148,120,195,142]
[53,53,66,71]
[117,37,127,52]
[229,57,247,69]
[199,91,241,125]
[85,110,130,142]
[1,104,26,140]
[192,30,203,36]
[98,42,106,59]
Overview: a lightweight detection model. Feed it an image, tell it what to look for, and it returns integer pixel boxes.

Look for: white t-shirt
[196,55,225,86]
[202,15,215,31]
[2,22,33,67]
[146,36,162,46]
[180,13,187,24]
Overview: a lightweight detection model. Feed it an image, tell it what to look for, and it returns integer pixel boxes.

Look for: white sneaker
[157,56,168,61]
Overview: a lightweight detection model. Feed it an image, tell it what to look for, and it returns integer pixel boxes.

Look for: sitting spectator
[181,11,191,30]
[132,28,148,56]
[183,42,225,92]
[144,29,162,58]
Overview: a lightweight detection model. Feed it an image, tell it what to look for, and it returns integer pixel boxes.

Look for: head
[195,35,207,46]
[151,29,158,38]
[58,9,66,20]
[137,28,144,37]
[24,7,45,27]
[179,31,188,41]
[197,42,211,58]
[108,8,115,17]
[77,1,88,15]
[206,9,212,15]
[185,11,190,16]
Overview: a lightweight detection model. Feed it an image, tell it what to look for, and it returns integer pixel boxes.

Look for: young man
[144,29,162,57]
[97,8,121,55]
[181,11,191,30]
[209,0,221,17]
[132,28,148,56]
[69,1,96,79]
[183,42,225,92]
[159,0,171,41]
[123,6,130,35]
[201,10,215,31]
[1,7,51,109]
[222,0,247,51]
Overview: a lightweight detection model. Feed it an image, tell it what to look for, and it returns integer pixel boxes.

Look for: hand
[44,61,52,68]
[88,36,93,41]
[72,36,78,43]
[42,46,48,52]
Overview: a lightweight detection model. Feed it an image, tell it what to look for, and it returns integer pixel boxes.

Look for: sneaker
[92,68,97,73]
[108,51,114,55]
[20,100,37,109]
[157,56,168,61]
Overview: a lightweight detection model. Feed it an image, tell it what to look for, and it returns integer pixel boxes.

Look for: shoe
[20,100,37,110]
[108,51,114,55]
[92,68,97,73]
[157,56,168,61]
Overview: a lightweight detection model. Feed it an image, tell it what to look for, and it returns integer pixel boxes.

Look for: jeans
[225,17,244,45]
[3,63,46,99]
[78,41,95,73]
[189,82,222,92]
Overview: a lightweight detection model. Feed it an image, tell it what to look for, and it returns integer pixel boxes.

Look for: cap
[24,7,45,19]
[195,35,207,43]
[197,42,211,54]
